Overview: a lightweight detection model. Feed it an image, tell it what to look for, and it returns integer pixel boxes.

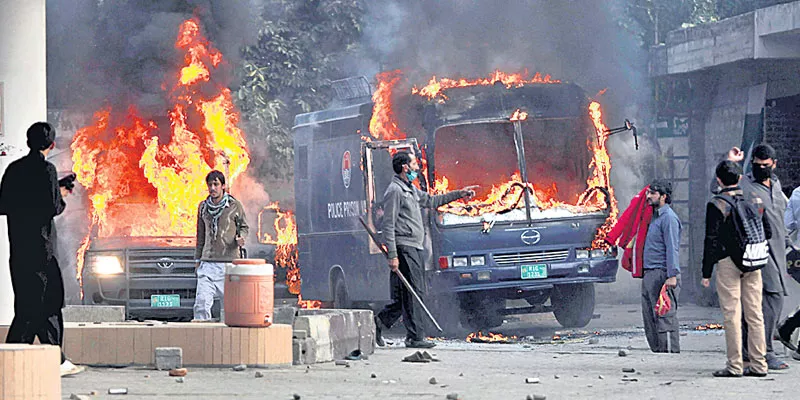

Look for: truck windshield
[432,117,601,225]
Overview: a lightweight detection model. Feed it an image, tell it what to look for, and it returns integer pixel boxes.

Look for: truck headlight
[590,249,605,258]
[453,256,469,267]
[92,255,123,275]
[576,249,590,259]
[470,255,486,266]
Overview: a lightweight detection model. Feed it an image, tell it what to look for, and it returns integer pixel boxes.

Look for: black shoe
[792,350,800,361]
[712,369,742,378]
[776,323,797,352]
[374,316,385,347]
[405,339,436,349]
[743,367,767,377]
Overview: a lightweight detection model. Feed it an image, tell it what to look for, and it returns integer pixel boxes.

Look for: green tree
[620,0,717,47]
[237,0,365,180]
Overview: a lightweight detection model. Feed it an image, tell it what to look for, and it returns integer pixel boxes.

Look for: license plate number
[521,264,548,279]
[150,294,180,308]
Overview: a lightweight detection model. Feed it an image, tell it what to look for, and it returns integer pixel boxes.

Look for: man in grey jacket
[718,145,791,370]
[374,151,476,349]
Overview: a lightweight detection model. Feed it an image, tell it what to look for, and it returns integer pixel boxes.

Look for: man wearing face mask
[374,151,477,349]
[716,144,791,370]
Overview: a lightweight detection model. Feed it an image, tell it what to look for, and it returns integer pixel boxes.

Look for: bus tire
[552,283,595,328]
[332,275,351,309]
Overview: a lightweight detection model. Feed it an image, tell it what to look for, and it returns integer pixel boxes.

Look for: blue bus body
[293,82,618,331]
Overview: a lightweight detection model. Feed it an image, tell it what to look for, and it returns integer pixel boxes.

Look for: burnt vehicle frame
[293,77,624,332]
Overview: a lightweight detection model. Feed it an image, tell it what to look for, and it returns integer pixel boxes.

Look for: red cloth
[605,185,653,278]
[655,284,672,316]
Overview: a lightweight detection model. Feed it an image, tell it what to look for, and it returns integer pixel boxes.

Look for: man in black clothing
[374,151,476,349]
[0,122,83,376]
[702,160,769,377]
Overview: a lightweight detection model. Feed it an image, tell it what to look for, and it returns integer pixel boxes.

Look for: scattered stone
[618,349,629,357]
[371,373,377,379]
[588,338,599,344]
[587,385,593,388]
[459,373,464,377]
[154,347,183,371]
[69,395,90,400]
[175,377,184,383]
[622,377,638,382]
[293,394,301,400]
[389,380,397,384]
[661,381,673,386]
[255,371,264,378]
[622,368,635,373]
[143,375,150,379]
[345,364,351,368]
[429,377,438,384]
[382,380,389,384]
[446,393,460,400]
[169,368,187,377]
[334,360,348,366]
[232,364,247,372]
[89,391,99,396]
[525,377,540,384]
[108,388,128,395]
[653,371,660,375]
[626,345,633,350]
[573,375,579,378]
[527,395,547,400]
[552,356,558,359]
[554,374,560,379]
[598,375,604,380]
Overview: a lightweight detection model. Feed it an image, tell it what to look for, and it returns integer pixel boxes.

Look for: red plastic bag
[654,284,671,317]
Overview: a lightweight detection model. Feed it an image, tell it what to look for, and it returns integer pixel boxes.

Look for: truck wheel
[551,283,595,328]
[332,276,351,309]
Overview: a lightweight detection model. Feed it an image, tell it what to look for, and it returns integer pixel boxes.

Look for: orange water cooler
[224,259,274,327]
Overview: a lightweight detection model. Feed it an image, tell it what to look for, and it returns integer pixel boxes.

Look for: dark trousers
[743,290,783,360]
[5,263,66,364]
[641,268,680,353]
[779,306,800,346]
[377,245,425,341]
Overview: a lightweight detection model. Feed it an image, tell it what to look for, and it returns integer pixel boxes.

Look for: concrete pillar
[0,0,47,324]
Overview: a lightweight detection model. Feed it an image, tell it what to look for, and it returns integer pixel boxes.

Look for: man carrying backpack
[702,160,771,377]
[718,145,791,370]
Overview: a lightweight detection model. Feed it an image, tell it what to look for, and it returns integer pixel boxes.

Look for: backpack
[715,194,769,271]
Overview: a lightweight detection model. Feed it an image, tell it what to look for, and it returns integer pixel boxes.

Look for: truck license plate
[150,294,180,308]
[521,264,548,279]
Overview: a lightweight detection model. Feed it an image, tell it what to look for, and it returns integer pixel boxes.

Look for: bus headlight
[576,249,590,259]
[470,255,486,266]
[92,255,123,275]
[453,256,469,267]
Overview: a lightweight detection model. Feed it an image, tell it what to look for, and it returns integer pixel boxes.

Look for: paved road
[61,305,800,399]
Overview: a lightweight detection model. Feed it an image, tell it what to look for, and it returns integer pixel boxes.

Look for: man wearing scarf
[193,170,249,321]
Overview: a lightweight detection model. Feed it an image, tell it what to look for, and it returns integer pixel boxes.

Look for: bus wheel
[332,276,351,309]
[551,283,595,328]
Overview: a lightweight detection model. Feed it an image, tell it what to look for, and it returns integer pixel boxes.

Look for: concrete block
[62,305,125,322]
[273,306,298,325]
[0,344,61,399]
[293,330,308,339]
[292,337,317,365]
[293,309,375,364]
[155,347,183,370]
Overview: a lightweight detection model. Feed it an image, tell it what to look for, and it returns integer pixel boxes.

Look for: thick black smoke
[46,0,262,112]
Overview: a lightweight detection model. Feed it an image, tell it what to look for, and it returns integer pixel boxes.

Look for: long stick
[359,217,443,332]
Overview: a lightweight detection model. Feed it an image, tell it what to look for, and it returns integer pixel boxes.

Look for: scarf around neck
[203,193,230,236]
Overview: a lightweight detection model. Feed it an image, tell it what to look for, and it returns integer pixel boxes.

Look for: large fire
[258,203,320,309]
[71,18,249,286]
[367,71,618,246]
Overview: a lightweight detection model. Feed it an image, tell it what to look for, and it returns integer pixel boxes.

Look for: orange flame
[259,203,300,294]
[71,18,250,284]
[510,108,528,121]
[368,70,405,140]
[412,70,559,101]
[466,331,517,343]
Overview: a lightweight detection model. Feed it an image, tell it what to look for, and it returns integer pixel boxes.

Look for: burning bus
[293,71,625,331]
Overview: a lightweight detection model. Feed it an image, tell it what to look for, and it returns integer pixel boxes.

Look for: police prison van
[292,76,620,332]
